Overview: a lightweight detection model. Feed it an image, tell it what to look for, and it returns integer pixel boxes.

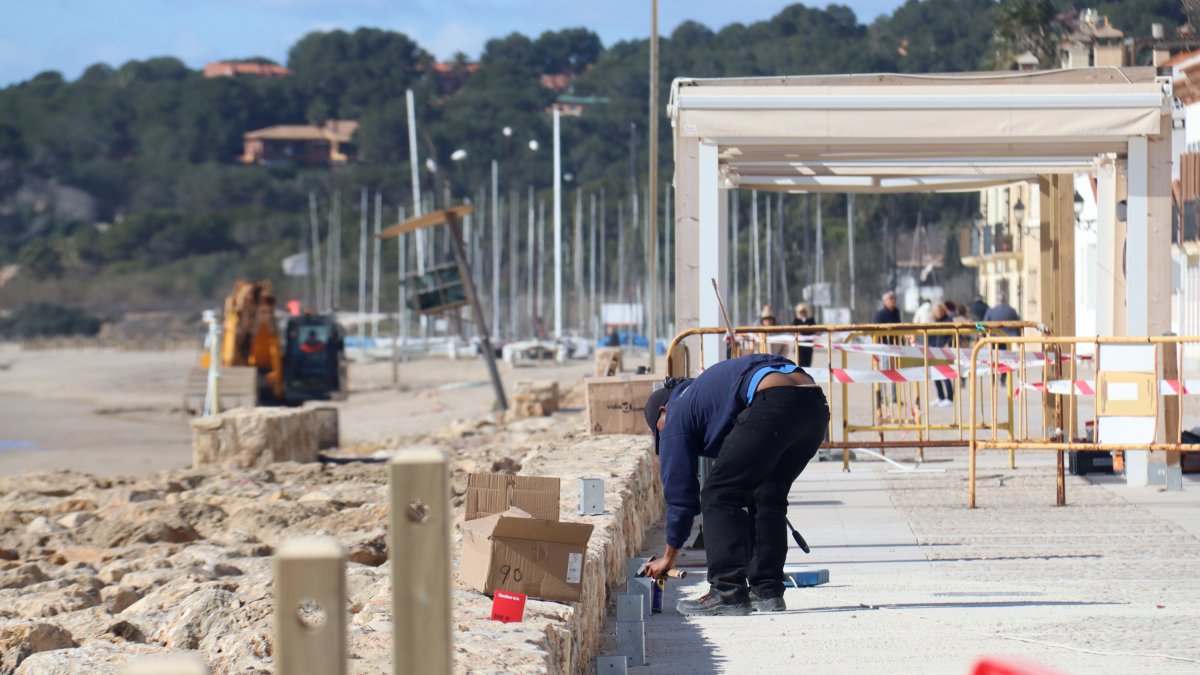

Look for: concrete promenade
[630,452,1200,674]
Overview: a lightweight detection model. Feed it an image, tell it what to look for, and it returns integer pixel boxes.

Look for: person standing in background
[873,291,901,324]
[872,291,901,410]
[930,303,955,407]
[983,291,1021,385]
[792,302,815,368]
[970,295,989,321]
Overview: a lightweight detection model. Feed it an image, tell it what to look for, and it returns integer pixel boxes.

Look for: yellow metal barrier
[667,321,1043,469]
[967,335,1200,507]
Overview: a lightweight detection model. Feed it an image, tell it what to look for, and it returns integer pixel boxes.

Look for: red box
[491,590,527,623]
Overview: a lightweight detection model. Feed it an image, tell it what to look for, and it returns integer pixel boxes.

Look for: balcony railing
[966,225,1015,258]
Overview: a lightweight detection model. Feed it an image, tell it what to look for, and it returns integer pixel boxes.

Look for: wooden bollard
[273,537,348,675]
[390,448,452,675]
[120,655,209,674]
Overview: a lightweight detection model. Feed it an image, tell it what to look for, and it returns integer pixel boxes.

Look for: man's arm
[643,432,699,579]
[658,431,700,548]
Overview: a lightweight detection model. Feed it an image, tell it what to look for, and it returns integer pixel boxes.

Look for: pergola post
[1095,158,1117,337]
[1123,122,1174,487]
[674,136,700,374]
[698,141,728,370]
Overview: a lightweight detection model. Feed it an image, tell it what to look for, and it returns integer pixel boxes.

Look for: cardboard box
[465,473,561,521]
[460,508,594,603]
[585,374,661,435]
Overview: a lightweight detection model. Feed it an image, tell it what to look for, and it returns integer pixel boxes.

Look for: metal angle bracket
[579,478,606,515]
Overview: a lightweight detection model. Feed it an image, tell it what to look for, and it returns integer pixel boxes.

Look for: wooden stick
[274,537,347,675]
[391,448,452,675]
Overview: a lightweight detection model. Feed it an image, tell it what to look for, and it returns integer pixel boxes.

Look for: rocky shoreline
[0,412,661,674]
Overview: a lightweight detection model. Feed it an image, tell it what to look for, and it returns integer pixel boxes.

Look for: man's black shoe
[676,591,751,616]
[749,591,786,612]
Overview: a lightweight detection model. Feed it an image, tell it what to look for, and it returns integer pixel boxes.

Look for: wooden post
[1163,340,1182,483]
[391,449,452,675]
[1040,175,1075,504]
[446,213,508,412]
[274,537,347,675]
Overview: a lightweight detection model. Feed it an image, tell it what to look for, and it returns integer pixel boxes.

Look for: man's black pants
[700,386,829,601]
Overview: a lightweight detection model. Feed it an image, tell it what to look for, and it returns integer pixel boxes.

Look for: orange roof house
[204,61,291,78]
[240,120,358,167]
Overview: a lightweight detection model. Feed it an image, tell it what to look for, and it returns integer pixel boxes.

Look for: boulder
[155,588,243,651]
[190,407,319,469]
[0,564,47,590]
[13,641,169,674]
[80,519,199,548]
[0,622,76,672]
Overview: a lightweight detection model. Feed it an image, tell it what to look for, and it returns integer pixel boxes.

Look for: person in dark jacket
[982,291,1021,385]
[641,354,829,615]
[873,290,901,324]
[872,291,902,407]
[969,295,989,322]
[792,302,815,367]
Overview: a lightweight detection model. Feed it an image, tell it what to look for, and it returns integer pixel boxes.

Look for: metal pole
[553,108,563,339]
[732,190,740,324]
[309,192,324,314]
[848,193,857,313]
[509,190,518,339]
[406,90,426,348]
[766,194,773,307]
[358,188,368,344]
[527,186,534,337]
[601,189,608,315]
[574,189,583,334]
[648,0,659,370]
[816,192,824,283]
[203,310,222,417]
[447,215,508,411]
[664,182,672,338]
[395,206,406,385]
[491,160,500,339]
[617,201,625,304]
[372,191,382,341]
[590,192,597,338]
[300,217,311,311]
[751,190,760,313]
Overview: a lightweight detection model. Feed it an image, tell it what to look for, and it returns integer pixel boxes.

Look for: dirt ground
[0,343,609,476]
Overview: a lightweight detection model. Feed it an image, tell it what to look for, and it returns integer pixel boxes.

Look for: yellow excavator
[197,280,284,402]
[190,281,345,413]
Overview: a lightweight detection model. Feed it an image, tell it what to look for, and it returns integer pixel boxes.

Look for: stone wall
[189,407,319,469]
[0,415,661,674]
[460,432,664,673]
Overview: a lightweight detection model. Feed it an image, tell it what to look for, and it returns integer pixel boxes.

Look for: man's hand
[641,546,679,580]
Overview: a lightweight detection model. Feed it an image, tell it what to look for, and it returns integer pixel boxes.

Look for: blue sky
[1,0,907,87]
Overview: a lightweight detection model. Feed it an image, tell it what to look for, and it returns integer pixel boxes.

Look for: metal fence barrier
[968,335,1200,507]
[668,321,1042,468]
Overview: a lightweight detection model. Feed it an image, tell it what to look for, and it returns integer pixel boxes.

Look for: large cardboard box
[465,474,561,521]
[460,508,594,603]
[585,374,660,435]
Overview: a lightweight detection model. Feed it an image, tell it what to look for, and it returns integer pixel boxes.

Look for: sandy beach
[0,343,603,475]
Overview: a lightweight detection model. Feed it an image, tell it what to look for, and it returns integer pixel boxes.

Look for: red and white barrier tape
[808,363,1012,384]
[758,336,1065,365]
[1020,379,1200,396]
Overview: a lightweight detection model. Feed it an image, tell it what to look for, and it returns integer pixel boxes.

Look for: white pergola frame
[671,68,1174,364]
[670,68,1176,485]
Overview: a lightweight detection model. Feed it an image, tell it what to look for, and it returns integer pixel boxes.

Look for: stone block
[189,407,319,469]
[594,347,623,376]
[509,380,561,419]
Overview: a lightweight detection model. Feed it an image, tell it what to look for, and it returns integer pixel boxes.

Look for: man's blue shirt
[657,353,797,548]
